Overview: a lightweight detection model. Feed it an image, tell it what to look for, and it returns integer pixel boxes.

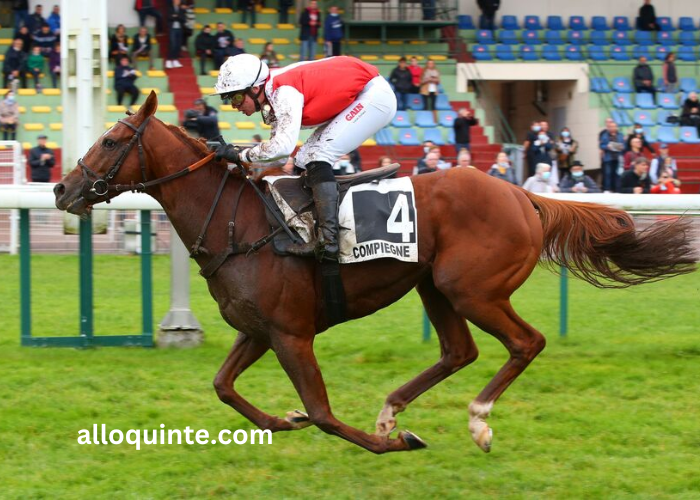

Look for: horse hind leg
[375,275,479,437]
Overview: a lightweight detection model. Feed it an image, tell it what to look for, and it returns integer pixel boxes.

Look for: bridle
[77,116,215,203]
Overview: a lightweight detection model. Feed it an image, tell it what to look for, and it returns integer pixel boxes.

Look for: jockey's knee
[305,161,334,186]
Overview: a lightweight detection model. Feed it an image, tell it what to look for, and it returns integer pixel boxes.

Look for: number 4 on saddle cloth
[263,164,419,264]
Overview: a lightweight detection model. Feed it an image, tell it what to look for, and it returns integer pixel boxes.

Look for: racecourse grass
[1,255,699,499]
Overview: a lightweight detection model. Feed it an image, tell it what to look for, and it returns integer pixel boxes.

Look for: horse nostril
[54,183,65,197]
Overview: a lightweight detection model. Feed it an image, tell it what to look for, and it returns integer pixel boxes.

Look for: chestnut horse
[54,92,696,454]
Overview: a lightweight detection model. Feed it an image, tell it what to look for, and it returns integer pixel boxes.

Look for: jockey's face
[234,86,263,116]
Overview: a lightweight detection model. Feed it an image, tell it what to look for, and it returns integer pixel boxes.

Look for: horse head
[54,91,160,217]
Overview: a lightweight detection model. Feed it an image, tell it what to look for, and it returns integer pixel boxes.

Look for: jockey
[212,54,397,262]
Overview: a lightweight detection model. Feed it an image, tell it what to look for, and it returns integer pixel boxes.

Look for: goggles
[222,91,247,106]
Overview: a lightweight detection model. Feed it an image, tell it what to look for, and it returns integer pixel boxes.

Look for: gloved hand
[215,144,246,164]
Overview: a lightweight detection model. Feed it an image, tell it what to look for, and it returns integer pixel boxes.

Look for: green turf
[0,254,699,498]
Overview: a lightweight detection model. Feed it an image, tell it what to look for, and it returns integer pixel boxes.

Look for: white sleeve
[242,85,303,168]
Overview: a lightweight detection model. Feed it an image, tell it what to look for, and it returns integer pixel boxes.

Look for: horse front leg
[272,332,427,454]
[214,331,312,433]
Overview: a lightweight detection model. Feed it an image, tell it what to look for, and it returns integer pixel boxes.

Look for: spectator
[14,25,31,54]
[649,143,678,183]
[182,98,220,139]
[625,123,655,154]
[349,149,362,171]
[135,0,163,34]
[623,137,644,170]
[114,55,139,107]
[33,24,57,57]
[324,6,343,57]
[559,160,601,193]
[0,91,19,140]
[131,26,154,70]
[529,124,555,169]
[408,56,422,93]
[414,142,435,174]
[230,38,246,56]
[680,91,700,131]
[3,39,28,89]
[299,0,321,62]
[599,117,614,139]
[378,156,393,168]
[252,134,262,144]
[48,42,59,88]
[259,42,280,69]
[241,0,257,27]
[28,134,55,182]
[27,4,44,35]
[422,0,436,20]
[279,0,293,24]
[417,151,439,174]
[453,107,478,155]
[456,150,476,169]
[389,57,413,111]
[662,52,677,93]
[523,120,541,177]
[619,157,651,193]
[651,171,681,194]
[555,127,578,174]
[165,0,186,69]
[633,56,656,98]
[488,151,517,184]
[637,0,658,31]
[429,145,451,170]
[332,153,356,176]
[420,59,440,123]
[109,24,129,62]
[12,0,29,32]
[477,0,500,30]
[216,0,234,8]
[195,25,215,75]
[522,163,559,193]
[26,46,44,91]
[213,22,234,68]
[181,0,195,52]
[599,120,625,192]
[47,4,60,34]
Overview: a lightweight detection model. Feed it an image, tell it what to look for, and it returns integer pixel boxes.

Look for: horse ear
[139,91,159,118]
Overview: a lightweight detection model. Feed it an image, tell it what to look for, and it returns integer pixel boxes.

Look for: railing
[346,0,458,22]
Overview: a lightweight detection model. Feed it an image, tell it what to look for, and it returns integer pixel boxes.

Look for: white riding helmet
[212,54,270,95]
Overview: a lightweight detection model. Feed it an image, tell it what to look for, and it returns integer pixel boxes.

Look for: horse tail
[521,190,697,288]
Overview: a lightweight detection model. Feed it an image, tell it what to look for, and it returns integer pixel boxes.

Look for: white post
[9,140,24,254]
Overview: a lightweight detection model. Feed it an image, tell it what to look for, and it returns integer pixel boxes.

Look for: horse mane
[162,121,212,157]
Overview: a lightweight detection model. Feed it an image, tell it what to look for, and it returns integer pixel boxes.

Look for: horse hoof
[473,425,493,453]
[401,430,428,450]
[285,409,312,429]
[375,418,397,437]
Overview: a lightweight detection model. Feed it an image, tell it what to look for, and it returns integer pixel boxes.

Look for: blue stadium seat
[415,111,436,127]
[634,110,655,125]
[398,128,420,145]
[612,30,632,45]
[564,45,583,61]
[438,110,457,127]
[679,31,695,46]
[567,30,586,45]
[655,45,671,60]
[613,93,634,109]
[447,129,455,144]
[495,44,517,60]
[677,46,697,62]
[542,45,562,60]
[501,15,519,30]
[524,15,543,30]
[407,94,424,111]
[547,16,564,31]
[498,30,519,45]
[611,45,631,60]
[520,45,539,60]
[657,126,679,144]
[375,128,395,146]
[391,111,412,128]
[657,93,678,109]
[472,44,493,61]
[657,17,674,31]
[522,30,541,44]
[476,30,495,44]
[422,128,444,145]
[680,77,697,93]
[656,110,673,125]
[545,30,564,45]
[612,110,633,127]
[658,31,675,46]
[636,93,656,109]
[680,126,700,143]
[632,45,651,60]
[588,46,608,61]
[591,77,611,93]
[612,77,633,93]
[634,30,654,45]
[457,15,475,30]
[435,94,452,110]
[569,16,586,30]
[590,30,608,46]
[679,17,696,31]
[613,16,631,31]
[591,16,609,31]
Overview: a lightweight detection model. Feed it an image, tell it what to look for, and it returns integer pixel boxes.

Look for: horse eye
[103,139,116,149]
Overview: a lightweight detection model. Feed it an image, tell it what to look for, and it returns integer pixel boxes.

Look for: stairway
[165,54,202,122]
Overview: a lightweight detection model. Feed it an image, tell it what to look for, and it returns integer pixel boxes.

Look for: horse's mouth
[62,196,93,218]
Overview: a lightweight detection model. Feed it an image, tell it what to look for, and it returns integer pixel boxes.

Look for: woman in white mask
[522,163,559,193]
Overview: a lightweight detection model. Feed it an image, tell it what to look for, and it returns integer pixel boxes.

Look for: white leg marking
[468,401,494,453]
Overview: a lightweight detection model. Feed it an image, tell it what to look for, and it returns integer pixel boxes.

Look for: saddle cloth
[263,165,419,263]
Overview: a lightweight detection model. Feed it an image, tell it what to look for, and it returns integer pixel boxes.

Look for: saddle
[264,164,401,255]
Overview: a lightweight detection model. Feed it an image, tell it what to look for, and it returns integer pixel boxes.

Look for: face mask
[532,125,541,132]
[423,146,430,154]
[498,162,509,168]
[572,170,584,178]
[639,173,648,180]
[6,96,15,104]
[561,131,570,138]
[538,134,548,142]
[339,160,350,167]
[635,128,643,134]
[541,171,551,181]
